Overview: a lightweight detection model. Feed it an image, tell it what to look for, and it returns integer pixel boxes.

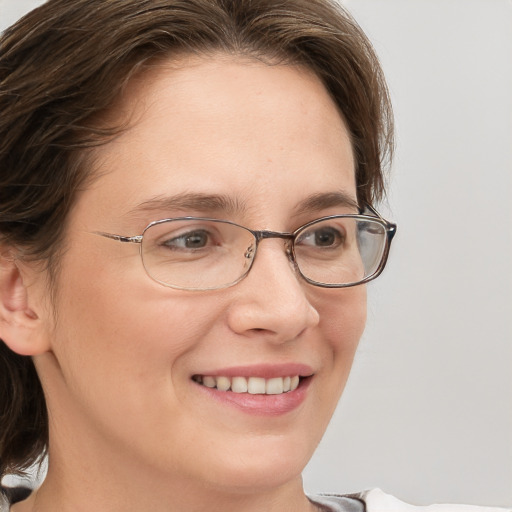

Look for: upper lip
[192,363,314,379]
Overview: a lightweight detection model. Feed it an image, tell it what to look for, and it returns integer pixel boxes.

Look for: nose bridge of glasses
[255,230,294,241]
[249,230,296,269]
[255,230,294,253]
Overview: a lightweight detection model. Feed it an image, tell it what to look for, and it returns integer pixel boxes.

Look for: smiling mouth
[192,375,304,395]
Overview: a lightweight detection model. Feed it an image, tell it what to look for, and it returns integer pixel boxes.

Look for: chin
[192,434,315,493]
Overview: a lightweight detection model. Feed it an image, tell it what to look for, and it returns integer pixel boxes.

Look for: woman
[0,1,507,511]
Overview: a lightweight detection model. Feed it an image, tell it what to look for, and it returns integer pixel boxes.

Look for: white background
[1,0,511,508]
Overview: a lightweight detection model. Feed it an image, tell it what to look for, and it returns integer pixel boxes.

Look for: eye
[162,229,216,250]
[296,226,344,248]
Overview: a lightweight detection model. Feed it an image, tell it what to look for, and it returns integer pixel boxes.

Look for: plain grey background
[1,0,511,508]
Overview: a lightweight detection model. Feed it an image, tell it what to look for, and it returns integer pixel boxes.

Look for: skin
[2,55,367,512]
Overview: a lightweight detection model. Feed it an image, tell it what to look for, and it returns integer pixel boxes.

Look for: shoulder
[309,489,511,512]
[359,489,511,512]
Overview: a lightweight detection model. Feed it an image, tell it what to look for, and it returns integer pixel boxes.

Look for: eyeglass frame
[93,204,397,290]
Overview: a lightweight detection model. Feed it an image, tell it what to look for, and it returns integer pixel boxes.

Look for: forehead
[79,55,356,228]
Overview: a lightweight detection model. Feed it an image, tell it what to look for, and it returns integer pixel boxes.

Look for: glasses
[94,205,396,291]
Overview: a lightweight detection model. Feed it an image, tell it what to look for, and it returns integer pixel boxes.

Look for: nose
[226,239,320,343]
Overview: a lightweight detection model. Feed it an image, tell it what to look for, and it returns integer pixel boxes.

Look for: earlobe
[0,252,50,356]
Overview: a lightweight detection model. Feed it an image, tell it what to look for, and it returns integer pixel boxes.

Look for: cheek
[296,286,366,448]
[320,285,367,351]
[316,285,367,394]
[48,246,222,410]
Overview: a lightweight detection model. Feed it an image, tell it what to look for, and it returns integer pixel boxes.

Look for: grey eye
[163,230,211,249]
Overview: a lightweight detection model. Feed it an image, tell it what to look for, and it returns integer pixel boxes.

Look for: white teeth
[216,376,231,391]
[248,377,266,394]
[195,375,304,394]
[266,377,284,395]
[203,376,216,388]
[231,376,248,393]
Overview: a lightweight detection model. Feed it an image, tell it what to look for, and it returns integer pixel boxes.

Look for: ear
[0,250,51,356]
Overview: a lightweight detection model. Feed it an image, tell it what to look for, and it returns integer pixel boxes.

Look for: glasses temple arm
[94,232,143,244]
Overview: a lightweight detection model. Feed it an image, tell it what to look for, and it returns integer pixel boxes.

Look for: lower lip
[193,377,311,416]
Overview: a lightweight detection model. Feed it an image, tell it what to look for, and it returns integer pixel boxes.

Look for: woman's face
[36,56,366,492]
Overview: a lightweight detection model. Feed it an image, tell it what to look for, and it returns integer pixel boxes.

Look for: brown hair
[0,0,393,478]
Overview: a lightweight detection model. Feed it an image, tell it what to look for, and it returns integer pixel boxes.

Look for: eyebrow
[294,191,360,215]
[129,193,247,217]
[128,190,359,219]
